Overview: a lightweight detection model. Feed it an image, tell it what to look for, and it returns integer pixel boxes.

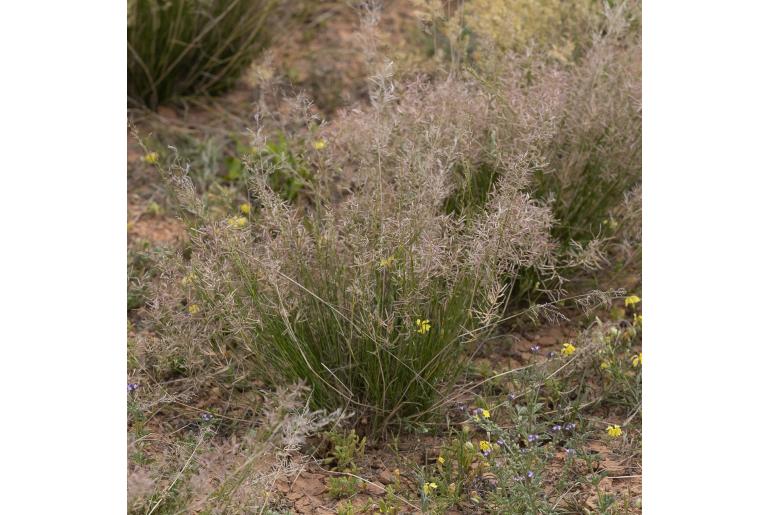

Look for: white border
[0,1,126,512]
[645,0,770,512]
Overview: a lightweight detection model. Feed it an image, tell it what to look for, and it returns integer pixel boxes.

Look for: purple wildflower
[527,471,535,479]
[551,424,562,432]
[127,383,139,392]
[547,351,557,359]
[507,392,516,402]
[497,438,505,446]
[527,434,539,442]
[530,344,541,353]
[201,413,213,422]
[564,422,576,431]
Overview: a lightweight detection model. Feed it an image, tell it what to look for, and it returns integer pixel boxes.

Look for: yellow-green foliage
[460,0,602,63]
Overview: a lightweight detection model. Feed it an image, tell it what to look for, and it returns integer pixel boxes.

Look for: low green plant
[324,429,367,472]
[328,476,360,500]
[128,0,279,108]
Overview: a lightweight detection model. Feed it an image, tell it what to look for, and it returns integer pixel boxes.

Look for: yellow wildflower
[561,342,576,356]
[187,304,200,315]
[600,360,611,370]
[143,151,159,164]
[227,216,248,228]
[625,295,641,307]
[632,353,642,368]
[181,272,198,286]
[606,424,623,438]
[422,482,438,495]
[416,318,431,334]
[239,203,251,215]
[379,256,395,268]
[479,440,492,453]
[312,139,327,150]
[437,456,445,465]
[481,409,490,419]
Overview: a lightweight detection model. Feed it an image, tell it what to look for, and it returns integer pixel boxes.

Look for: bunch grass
[128,0,278,108]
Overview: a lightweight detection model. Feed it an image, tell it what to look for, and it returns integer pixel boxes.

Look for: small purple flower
[565,448,576,456]
[527,434,539,442]
[201,413,213,422]
[527,471,535,479]
[482,449,491,457]
[497,438,505,446]
[458,404,466,412]
[530,344,541,353]
[551,424,562,432]
[507,392,516,402]
[564,422,576,431]
[520,447,529,454]
[473,407,483,416]
[547,351,557,359]
[127,383,139,392]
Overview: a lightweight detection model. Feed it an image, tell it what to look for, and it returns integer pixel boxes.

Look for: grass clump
[145,1,640,438]
[128,0,278,108]
[151,65,557,434]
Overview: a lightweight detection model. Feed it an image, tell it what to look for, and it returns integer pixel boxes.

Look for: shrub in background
[425,1,642,304]
[128,0,278,108]
[535,3,642,246]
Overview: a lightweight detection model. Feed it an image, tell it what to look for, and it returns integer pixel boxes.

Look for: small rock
[377,469,395,484]
[365,481,386,496]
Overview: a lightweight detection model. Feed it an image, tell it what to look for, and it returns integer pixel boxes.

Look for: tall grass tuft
[128,0,278,108]
[147,2,640,435]
[151,65,557,434]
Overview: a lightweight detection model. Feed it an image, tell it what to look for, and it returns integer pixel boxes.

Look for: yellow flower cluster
[606,424,623,438]
[479,440,492,453]
[416,318,431,334]
[227,216,248,228]
[379,256,395,268]
[422,482,438,495]
[143,151,159,164]
[312,139,327,150]
[239,203,251,215]
[625,295,641,307]
[631,353,642,367]
[187,304,200,315]
[561,342,576,356]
